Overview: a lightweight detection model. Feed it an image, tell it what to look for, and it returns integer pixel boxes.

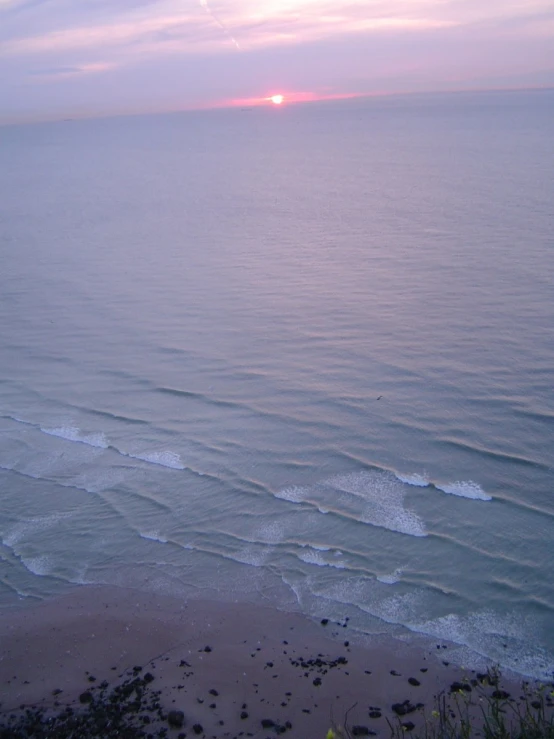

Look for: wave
[2,512,73,548]
[394,469,491,501]
[124,450,185,470]
[436,480,491,501]
[276,470,427,538]
[376,567,404,584]
[394,472,429,487]
[2,414,186,473]
[297,548,346,569]
[290,576,553,680]
[139,531,168,544]
[20,554,53,577]
[408,609,552,680]
[41,425,108,449]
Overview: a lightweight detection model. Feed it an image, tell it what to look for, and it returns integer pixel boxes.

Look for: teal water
[1,90,553,679]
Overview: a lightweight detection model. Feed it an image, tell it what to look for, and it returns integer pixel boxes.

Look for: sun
[270,94,284,105]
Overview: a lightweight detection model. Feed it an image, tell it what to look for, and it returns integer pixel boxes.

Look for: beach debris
[167,709,185,728]
[351,726,376,736]
[392,700,417,716]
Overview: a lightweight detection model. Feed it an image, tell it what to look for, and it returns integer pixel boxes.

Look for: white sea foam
[2,512,72,548]
[377,567,404,584]
[276,470,427,537]
[256,522,285,544]
[297,549,346,569]
[139,531,168,544]
[6,414,186,473]
[409,609,552,680]
[436,480,491,501]
[125,450,185,470]
[329,471,427,537]
[300,543,331,552]
[41,426,108,449]
[233,546,268,567]
[21,555,53,577]
[394,472,429,487]
[275,485,305,503]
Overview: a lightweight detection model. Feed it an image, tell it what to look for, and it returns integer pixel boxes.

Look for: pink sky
[1,0,553,122]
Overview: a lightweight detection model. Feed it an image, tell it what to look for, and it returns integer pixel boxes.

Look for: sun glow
[270,94,284,105]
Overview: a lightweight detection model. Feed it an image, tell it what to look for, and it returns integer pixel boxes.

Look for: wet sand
[0,585,542,737]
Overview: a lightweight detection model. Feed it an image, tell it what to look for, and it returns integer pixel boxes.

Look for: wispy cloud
[28,61,116,78]
[1,0,553,123]
[2,0,553,62]
[0,0,465,60]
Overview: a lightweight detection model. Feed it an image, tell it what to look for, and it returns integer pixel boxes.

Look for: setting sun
[270,94,284,105]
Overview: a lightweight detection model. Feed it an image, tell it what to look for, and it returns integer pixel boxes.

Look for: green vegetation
[328,669,554,739]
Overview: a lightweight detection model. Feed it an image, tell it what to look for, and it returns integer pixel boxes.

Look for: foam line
[276,470,427,537]
[41,425,108,449]
[2,414,186,472]
[436,481,492,501]
[123,450,185,470]
[394,472,430,487]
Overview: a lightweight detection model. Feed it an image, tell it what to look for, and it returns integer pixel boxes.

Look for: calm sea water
[1,90,553,679]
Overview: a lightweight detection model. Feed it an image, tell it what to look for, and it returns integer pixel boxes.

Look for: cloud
[0,0,553,123]
[27,61,116,78]
[0,0,462,61]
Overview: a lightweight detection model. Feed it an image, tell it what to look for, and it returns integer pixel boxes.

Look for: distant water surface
[0,90,553,679]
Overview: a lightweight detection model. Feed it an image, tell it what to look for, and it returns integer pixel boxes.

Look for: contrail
[199,0,241,50]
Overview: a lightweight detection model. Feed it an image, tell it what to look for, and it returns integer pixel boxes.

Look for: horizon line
[1,84,552,128]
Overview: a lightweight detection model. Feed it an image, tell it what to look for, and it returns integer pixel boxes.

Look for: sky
[1,0,553,123]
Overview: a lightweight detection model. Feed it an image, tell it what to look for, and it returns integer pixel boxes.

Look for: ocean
[1,89,553,680]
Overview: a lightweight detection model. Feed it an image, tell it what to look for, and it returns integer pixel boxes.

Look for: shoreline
[1,585,551,737]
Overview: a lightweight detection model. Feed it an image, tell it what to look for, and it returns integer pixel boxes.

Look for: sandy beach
[1,585,547,737]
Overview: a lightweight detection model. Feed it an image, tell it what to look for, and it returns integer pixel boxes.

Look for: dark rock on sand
[408,677,420,686]
[240,711,249,719]
[392,700,417,716]
[261,718,276,728]
[351,726,375,736]
[450,681,472,693]
[368,710,382,719]
[192,723,204,734]
[402,721,415,731]
[168,710,185,728]
[492,690,510,700]
[79,691,93,704]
